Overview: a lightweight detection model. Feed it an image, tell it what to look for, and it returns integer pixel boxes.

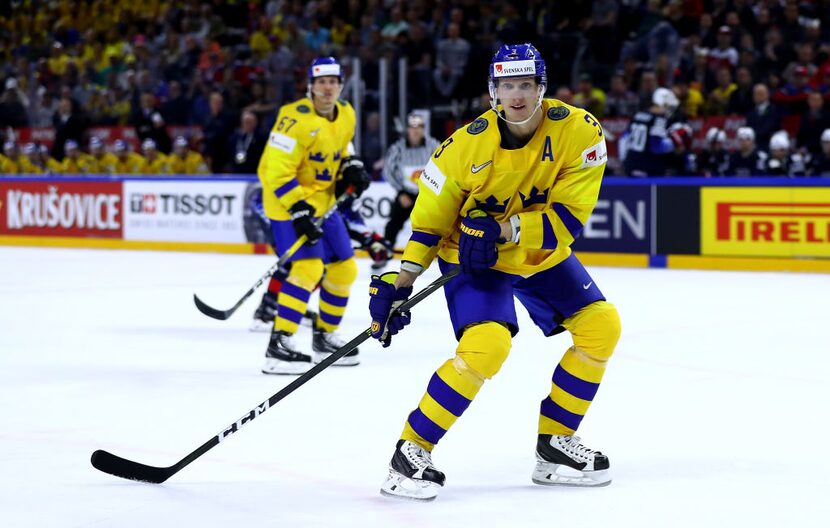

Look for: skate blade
[532,461,612,487]
[249,320,274,333]
[379,470,440,501]
[261,358,313,375]
[312,351,359,366]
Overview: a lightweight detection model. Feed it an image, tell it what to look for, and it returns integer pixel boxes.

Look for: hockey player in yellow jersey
[19,143,44,174]
[59,140,95,174]
[140,138,171,174]
[168,136,209,174]
[369,43,621,500]
[112,140,145,174]
[88,137,117,174]
[257,56,370,375]
[1,141,20,173]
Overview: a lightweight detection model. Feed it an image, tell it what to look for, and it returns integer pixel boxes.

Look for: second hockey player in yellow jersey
[369,43,621,500]
[256,56,370,375]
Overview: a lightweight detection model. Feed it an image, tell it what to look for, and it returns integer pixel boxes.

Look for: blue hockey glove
[457,209,502,274]
[369,272,413,347]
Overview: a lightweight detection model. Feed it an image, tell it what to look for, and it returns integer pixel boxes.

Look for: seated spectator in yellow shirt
[140,138,171,174]
[706,67,738,116]
[112,140,145,174]
[60,140,96,174]
[168,136,209,174]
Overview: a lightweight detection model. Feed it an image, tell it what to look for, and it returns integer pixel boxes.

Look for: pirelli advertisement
[701,187,830,258]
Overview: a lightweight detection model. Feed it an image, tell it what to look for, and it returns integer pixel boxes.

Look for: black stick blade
[91,450,173,484]
[193,294,233,320]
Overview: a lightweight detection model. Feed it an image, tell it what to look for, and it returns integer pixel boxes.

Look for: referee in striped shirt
[381,113,440,250]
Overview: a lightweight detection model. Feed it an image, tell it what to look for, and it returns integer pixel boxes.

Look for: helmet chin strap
[490,85,545,126]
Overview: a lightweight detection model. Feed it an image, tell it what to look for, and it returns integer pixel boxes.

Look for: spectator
[706,67,737,116]
[707,26,738,71]
[132,91,172,153]
[380,113,439,250]
[746,84,782,150]
[226,111,267,174]
[202,91,236,173]
[432,22,470,99]
[51,96,86,160]
[727,127,768,177]
[636,69,658,110]
[381,6,409,41]
[673,77,704,118]
[773,65,813,115]
[160,81,190,126]
[0,78,29,129]
[808,129,830,176]
[605,74,640,117]
[572,74,607,118]
[797,92,830,157]
[727,67,755,115]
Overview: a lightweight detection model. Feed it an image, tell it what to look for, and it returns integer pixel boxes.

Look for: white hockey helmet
[705,127,726,145]
[822,128,830,143]
[652,87,679,112]
[736,127,755,141]
[769,131,790,151]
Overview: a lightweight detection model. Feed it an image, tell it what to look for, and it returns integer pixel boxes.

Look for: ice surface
[1,247,829,527]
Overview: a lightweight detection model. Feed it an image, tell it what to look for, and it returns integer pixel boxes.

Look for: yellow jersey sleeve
[517,110,607,251]
[257,103,313,210]
[401,137,467,269]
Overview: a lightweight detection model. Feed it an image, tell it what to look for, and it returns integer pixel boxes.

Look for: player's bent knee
[564,301,621,361]
[288,258,325,290]
[324,257,358,286]
[456,322,512,380]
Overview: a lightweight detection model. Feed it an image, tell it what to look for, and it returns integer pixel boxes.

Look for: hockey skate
[261,330,313,375]
[311,327,359,366]
[380,440,445,501]
[532,434,612,487]
[250,301,319,332]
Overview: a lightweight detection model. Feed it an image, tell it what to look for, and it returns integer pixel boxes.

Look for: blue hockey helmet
[488,43,547,93]
[308,56,343,83]
[488,43,547,123]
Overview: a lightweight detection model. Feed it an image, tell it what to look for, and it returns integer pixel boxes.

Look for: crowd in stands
[3,0,830,176]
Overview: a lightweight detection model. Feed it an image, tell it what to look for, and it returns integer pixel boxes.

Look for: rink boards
[1,175,829,273]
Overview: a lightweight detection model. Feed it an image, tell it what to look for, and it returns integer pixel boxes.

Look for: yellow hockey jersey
[257,97,356,220]
[1,154,19,174]
[141,153,171,174]
[113,152,146,174]
[403,99,608,276]
[168,152,209,174]
[89,153,118,174]
[60,153,96,174]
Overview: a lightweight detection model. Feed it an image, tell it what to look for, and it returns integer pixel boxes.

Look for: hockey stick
[193,192,353,320]
[91,267,460,483]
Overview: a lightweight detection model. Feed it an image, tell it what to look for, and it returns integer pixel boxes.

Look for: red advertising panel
[0,181,123,238]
